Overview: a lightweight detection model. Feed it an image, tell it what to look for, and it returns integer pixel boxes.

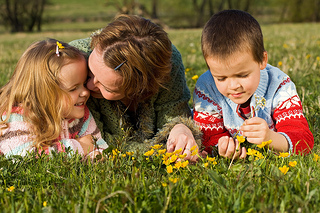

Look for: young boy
[193,10,314,158]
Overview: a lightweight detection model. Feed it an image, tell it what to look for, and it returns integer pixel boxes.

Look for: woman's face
[87,48,129,104]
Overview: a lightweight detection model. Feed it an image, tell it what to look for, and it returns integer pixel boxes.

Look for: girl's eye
[239,74,248,78]
[69,87,77,92]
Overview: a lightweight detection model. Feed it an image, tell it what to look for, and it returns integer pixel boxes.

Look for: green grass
[1,22,320,212]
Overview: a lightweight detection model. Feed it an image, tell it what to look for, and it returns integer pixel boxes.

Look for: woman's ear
[259,51,268,70]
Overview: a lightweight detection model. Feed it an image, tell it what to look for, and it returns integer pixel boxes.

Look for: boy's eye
[217,78,226,82]
[239,74,248,78]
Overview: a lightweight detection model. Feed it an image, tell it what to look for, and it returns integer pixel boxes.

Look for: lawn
[0,22,320,212]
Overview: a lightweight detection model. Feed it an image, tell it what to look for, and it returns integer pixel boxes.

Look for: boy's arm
[272,78,314,154]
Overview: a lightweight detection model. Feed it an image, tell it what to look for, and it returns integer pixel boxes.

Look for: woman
[70,15,203,161]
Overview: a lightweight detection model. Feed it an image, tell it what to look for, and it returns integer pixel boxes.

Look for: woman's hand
[166,124,207,162]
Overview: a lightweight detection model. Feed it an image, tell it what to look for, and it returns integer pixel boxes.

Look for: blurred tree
[0,0,46,32]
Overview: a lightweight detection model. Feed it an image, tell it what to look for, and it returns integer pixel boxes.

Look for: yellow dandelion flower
[174,161,182,169]
[144,149,155,157]
[279,165,289,175]
[158,149,166,155]
[191,149,198,156]
[185,68,191,72]
[211,160,217,165]
[206,156,216,162]
[170,154,178,163]
[181,160,189,168]
[112,149,118,156]
[163,159,170,166]
[288,161,297,167]
[162,155,169,161]
[317,56,320,61]
[167,165,173,173]
[283,43,289,48]
[204,162,209,168]
[192,75,199,81]
[247,148,257,156]
[132,157,135,160]
[121,154,126,158]
[169,177,179,183]
[173,148,182,155]
[43,201,47,207]
[254,151,264,159]
[7,186,15,192]
[279,152,289,158]
[161,182,168,187]
[126,151,134,156]
[190,145,197,152]
[151,144,162,149]
[179,153,187,159]
[313,154,319,162]
[278,61,282,66]
[306,54,311,59]
[236,135,245,144]
[257,140,272,148]
[165,152,173,158]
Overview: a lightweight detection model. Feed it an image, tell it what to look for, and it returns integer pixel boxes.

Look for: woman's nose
[86,76,97,91]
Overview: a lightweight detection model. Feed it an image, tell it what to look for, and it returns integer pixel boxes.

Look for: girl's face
[87,48,130,106]
[206,51,268,106]
[59,57,90,119]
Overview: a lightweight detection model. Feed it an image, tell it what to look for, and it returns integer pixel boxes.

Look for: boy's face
[206,51,267,106]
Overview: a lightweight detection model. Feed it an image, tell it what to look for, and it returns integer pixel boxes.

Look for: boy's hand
[240,117,271,145]
[218,136,246,159]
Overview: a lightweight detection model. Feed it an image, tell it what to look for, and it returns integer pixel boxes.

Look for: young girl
[0,39,108,157]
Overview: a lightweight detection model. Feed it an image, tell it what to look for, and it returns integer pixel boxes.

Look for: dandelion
[185,68,191,72]
[161,182,168,187]
[257,140,272,148]
[126,151,134,156]
[144,149,154,157]
[158,149,166,155]
[165,152,173,158]
[112,149,118,156]
[305,54,311,59]
[247,148,257,156]
[151,144,162,150]
[204,162,209,168]
[317,56,320,61]
[190,145,197,152]
[174,161,182,169]
[254,151,264,159]
[206,156,216,162]
[278,61,283,66]
[179,153,187,159]
[7,186,15,192]
[192,75,199,81]
[313,154,319,162]
[170,154,178,163]
[43,201,47,207]
[289,161,297,167]
[181,160,189,168]
[191,149,198,156]
[236,135,245,144]
[283,43,289,48]
[121,154,126,157]
[279,152,289,158]
[279,165,289,175]
[169,177,179,183]
[163,159,170,166]
[146,158,149,160]
[167,165,173,173]
[173,148,182,155]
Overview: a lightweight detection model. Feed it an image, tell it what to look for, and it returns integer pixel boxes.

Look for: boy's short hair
[201,9,265,63]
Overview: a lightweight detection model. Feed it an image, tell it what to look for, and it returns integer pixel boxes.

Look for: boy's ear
[259,51,268,70]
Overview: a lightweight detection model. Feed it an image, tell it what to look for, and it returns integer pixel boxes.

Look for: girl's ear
[259,51,268,70]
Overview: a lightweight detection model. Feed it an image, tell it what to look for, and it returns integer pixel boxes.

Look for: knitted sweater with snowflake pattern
[0,106,108,157]
[193,64,314,155]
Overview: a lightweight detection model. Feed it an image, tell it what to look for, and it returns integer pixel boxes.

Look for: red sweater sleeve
[193,110,230,153]
[273,95,314,155]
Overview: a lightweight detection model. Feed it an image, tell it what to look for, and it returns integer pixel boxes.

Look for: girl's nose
[229,78,240,90]
[80,87,90,97]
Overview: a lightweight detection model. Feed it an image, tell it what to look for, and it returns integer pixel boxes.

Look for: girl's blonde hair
[0,39,86,149]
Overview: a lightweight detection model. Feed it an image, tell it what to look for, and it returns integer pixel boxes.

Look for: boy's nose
[229,78,240,90]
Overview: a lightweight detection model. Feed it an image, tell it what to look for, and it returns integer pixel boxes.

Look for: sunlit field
[0,22,320,212]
